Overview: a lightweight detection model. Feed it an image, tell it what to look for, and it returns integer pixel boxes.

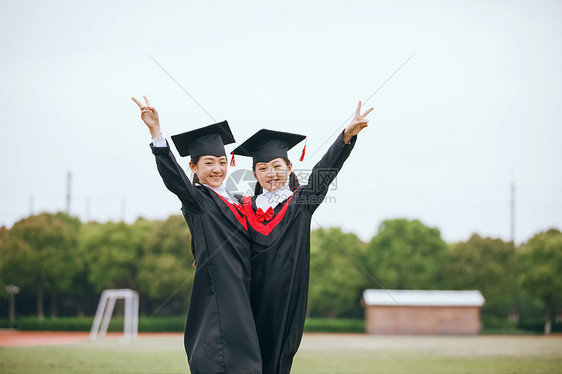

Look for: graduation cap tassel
[230,151,236,166]
[299,137,307,161]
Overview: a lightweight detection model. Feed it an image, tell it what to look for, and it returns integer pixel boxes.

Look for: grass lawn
[1,333,561,373]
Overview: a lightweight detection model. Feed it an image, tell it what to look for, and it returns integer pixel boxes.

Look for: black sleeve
[150,141,207,214]
[300,130,357,214]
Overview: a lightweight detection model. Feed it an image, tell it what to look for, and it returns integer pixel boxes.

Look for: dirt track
[0,330,182,348]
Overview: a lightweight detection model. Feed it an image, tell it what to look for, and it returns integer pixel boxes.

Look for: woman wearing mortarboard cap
[132,95,261,374]
[232,100,372,374]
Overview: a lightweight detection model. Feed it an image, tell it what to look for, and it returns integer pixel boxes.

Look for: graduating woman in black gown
[232,101,373,374]
[132,96,262,374]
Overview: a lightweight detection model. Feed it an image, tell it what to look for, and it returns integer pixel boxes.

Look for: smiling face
[190,155,228,188]
[253,157,292,192]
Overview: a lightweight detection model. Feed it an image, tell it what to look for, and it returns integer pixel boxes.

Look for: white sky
[1,0,560,244]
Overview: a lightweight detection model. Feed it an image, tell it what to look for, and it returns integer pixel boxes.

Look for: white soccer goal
[90,289,139,341]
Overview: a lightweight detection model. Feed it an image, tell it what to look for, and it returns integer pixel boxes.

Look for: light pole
[5,285,20,328]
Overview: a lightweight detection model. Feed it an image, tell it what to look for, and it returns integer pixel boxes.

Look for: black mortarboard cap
[232,129,306,164]
[171,120,235,158]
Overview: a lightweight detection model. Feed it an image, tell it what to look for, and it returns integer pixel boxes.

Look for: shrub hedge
[2,317,365,333]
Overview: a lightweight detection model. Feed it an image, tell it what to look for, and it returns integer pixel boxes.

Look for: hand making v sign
[132,95,162,139]
[343,100,373,144]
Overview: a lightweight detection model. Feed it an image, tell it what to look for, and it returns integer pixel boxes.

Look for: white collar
[201,183,238,205]
[256,185,293,211]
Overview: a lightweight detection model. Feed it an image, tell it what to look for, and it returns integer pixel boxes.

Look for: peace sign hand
[344,100,373,143]
[132,95,162,138]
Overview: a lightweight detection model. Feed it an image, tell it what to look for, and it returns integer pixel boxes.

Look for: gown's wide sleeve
[301,130,357,214]
[151,141,207,214]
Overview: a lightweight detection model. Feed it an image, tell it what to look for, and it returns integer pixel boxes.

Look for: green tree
[364,219,447,290]
[137,215,194,315]
[0,213,81,319]
[0,225,7,241]
[443,234,517,316]
[519,228,562,334]
[80,220,149,293]
[309,228,366,318]
[0,226,7,303]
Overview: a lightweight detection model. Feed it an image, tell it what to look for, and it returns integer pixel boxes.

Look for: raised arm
[132,95,207,213]
[132,95,162,139]
[344,100,372,143]
[302,100,372,213]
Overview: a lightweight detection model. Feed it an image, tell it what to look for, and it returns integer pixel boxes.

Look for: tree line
[0,213,561,334]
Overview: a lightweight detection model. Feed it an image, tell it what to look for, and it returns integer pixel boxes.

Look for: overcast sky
[1,0,560,244]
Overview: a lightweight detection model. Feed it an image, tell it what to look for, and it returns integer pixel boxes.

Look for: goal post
[90,289,139,341]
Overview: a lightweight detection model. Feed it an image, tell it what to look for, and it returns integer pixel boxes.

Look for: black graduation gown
[151,142,262,374]
[242,132,357,374]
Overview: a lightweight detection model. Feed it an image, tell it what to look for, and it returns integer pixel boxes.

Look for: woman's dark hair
[253,157,300,195]
[189,156,200,266]
[190,156,201,185]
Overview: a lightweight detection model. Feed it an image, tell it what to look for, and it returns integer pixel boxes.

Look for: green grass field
[1,333,561,373]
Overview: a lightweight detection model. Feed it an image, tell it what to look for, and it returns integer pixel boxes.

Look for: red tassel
[230,151,236,166]
[299,137,307,161]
